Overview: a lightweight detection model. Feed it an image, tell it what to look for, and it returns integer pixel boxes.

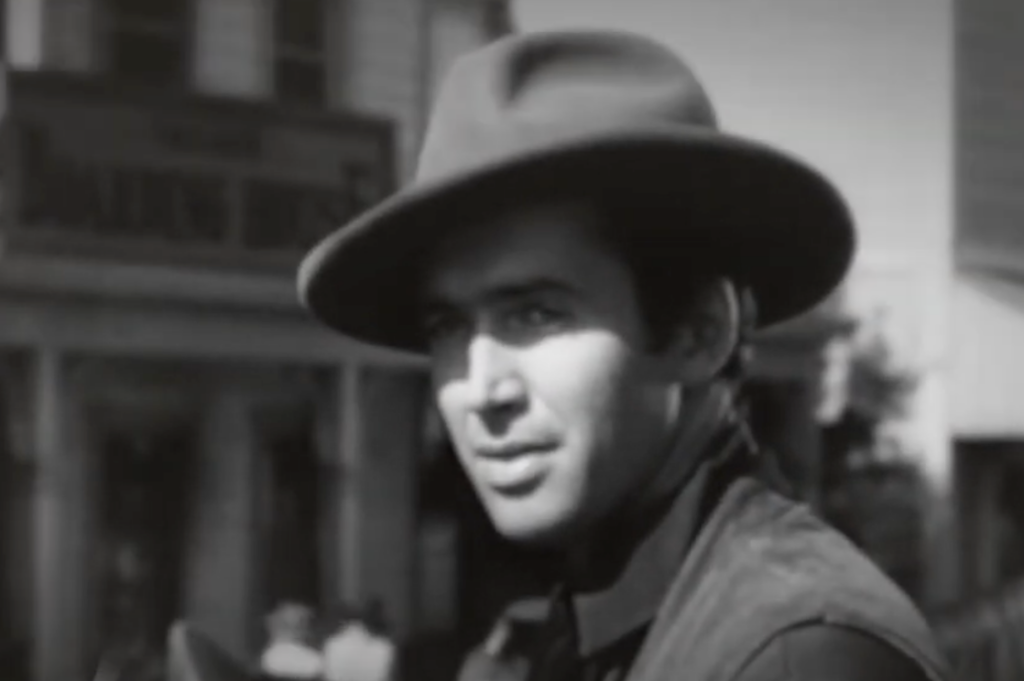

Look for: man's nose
[463,333,526,414]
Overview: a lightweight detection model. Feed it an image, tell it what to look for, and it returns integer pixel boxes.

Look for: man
[298,30,949,681]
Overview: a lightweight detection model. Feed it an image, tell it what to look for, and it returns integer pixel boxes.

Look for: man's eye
[423,314,463,343]
[508,304,565,330]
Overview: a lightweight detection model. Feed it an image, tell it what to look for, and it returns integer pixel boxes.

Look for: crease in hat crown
[415,30,721,186]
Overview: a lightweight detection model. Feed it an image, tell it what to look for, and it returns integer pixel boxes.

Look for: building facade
[0,1,506,680]
[948,0,1024,605]
[924,1,1024,677]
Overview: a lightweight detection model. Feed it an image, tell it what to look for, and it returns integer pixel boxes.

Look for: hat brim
[298,128,855,353]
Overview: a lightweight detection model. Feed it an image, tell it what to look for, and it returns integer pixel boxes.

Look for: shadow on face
[418,199,688,546]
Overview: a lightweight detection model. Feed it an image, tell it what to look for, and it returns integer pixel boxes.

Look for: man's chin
[488,508,581,547]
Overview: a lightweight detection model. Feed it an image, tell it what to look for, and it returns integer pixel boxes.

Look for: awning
[952,273,1024,438]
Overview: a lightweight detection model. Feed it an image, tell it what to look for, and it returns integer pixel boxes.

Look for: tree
[819,324,927,600]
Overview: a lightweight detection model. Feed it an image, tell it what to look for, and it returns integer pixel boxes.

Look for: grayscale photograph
[0,1,1016,680]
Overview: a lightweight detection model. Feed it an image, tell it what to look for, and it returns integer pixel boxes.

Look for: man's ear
[664,278,741,385]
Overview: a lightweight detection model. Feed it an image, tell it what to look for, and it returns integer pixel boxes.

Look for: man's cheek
[435,391,463,440]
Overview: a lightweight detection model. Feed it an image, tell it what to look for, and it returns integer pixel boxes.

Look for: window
[101,0,190,88]
[273,0,327,106]
[958,443,1024,597]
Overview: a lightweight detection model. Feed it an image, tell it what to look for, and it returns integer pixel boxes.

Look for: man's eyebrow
[484,278,579,303]
[420,277,578,314]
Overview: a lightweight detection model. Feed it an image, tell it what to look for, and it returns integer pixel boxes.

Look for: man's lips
[472,441,557,460]
[470,441,557,492]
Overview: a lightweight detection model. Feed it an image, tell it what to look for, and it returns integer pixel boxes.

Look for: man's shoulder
[734,623,933,681]
[708,476,913,599]
[633,476,949,681]
[709,477,934,630]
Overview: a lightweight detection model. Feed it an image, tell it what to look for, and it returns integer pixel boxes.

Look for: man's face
[421,201,681,545]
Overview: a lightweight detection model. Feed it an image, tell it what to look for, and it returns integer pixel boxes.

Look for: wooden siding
[956,0,1024,274]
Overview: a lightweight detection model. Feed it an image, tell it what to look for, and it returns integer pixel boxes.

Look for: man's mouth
[473,442,555,493]
[475,441,555,460]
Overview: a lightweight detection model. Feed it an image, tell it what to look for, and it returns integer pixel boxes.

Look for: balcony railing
[0,69,395,271]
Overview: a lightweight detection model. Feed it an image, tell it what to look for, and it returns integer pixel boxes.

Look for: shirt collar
[568,421,754,658]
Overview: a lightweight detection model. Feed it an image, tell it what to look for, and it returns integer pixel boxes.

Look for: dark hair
[591,195,754,381]
[420,189,754,381]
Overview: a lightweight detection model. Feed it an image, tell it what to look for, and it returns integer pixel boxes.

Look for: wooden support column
[182,384,258,659]
[339,362,363,605]
[0,357,33,667]
[312,362,353,612]
[346,364,427,641]
[30,348,92,681]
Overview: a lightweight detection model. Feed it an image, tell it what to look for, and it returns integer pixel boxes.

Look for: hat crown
[417,31,719,184]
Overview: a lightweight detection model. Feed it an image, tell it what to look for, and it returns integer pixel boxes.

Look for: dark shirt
[528,426,931,681]
[457,648,530,681]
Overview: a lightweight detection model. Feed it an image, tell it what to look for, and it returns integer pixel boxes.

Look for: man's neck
[638,382,735,509]
[565,382,735,583]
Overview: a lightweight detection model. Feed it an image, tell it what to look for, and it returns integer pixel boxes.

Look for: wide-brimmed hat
[298,30,855,352]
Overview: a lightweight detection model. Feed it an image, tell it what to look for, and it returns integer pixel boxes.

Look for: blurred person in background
[322,599,398,681]
[298,30,950,681]
[259,602,324,681]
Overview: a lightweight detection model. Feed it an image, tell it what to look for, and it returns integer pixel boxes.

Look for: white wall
[952,276,1024,438]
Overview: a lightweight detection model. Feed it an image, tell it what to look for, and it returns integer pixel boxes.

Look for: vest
[626,476,951,681]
